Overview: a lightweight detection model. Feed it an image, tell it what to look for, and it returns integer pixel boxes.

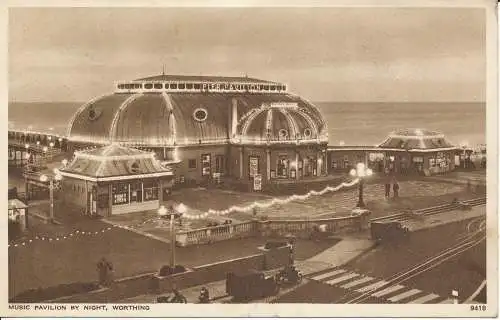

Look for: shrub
[264,241,288,250]
[159,265,187,277]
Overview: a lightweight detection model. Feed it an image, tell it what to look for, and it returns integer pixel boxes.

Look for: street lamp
[158,203,187,268]
[40,173,62,223]
[49,142,55,148]
[350,163,373,209]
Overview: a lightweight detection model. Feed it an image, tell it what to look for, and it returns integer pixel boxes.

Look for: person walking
[384,182,391,198]
[393,182,400,198]
[97,257,114,287]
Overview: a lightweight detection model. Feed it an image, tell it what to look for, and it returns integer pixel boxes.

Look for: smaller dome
[390,128,443,138]
[379,128,455,150]
[236,103,327,144]
[60,144,175,178]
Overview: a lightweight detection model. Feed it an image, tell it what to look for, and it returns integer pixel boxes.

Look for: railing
[176,213,368,247]
[370,197,487,224]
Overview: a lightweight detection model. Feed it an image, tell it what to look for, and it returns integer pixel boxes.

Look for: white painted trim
[109,93,144,142]
[280,108,299,138]
[73,152,154,161]
[66,93,111,137]
[407,147,460,152]
[241,108,263,136]
[389,134,445,139]
[294,108,320,138]
[162,92,177,145]
[265,108,273,134]
[58,170,174,182]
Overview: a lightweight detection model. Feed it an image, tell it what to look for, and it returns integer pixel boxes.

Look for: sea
[8,101,486,147]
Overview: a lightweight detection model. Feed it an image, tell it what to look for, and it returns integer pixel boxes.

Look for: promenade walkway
[118,204,487,303]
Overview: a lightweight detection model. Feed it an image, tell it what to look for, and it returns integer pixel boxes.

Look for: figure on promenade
[97,257,114,287]
[393,182,400,198]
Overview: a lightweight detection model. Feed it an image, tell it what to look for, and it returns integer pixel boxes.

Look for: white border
[1,0,498,318]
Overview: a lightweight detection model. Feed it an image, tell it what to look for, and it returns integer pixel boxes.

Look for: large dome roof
[67,91,327,147]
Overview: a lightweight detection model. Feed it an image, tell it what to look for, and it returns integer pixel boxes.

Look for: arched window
[178,83,186,90]
[304,128,312,138]
[144,83,153,89]
[279,129,288,139]
[171,83,178,89]
[154,83,163,89]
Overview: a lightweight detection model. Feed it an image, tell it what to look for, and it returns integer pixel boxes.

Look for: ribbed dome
[67,90,327,147]
[379,128,455,149]
[236,102,327,144]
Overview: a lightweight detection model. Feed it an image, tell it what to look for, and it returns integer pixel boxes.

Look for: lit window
[112,183,129,205]
[143,181,159,201]
[279,129,288,139]
[304,128,312,138]
[249,156,259,177]
[130,182,142,203]
[201,154,211,176]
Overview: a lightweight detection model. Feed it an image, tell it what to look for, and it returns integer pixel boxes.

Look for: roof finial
[162,64,165,76]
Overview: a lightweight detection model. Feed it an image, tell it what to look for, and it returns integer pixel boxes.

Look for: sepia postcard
[1,0,498,318]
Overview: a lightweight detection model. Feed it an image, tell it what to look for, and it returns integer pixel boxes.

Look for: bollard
[452,290,459,304]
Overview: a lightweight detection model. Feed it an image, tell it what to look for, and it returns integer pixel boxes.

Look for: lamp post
[40,173,62,223]
[158,203,187,268]
[350,163,373,209]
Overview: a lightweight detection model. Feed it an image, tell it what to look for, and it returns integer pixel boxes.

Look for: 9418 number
[470,305,486,311]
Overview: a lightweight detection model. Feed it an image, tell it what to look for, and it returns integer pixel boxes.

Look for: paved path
[307,266,455,304]
[406,205,485,232]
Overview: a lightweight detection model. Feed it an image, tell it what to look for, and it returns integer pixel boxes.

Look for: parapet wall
[46,245,291,303]
[177,211,370,247]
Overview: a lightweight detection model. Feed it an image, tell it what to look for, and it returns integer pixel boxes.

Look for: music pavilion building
[63,75,329,210]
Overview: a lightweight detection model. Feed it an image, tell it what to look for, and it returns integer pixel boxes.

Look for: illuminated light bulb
[350,169,357,176]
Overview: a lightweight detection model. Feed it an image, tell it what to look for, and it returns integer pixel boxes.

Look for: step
[387,289,422,302]
[408,293,441,304]
[325,273,360,286]
[311,269,346,281]
[372,284,406,298]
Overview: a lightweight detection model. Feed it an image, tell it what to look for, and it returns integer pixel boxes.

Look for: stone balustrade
[176,212,369,247]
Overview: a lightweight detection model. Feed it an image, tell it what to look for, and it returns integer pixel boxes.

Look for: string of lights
[8,217,158,249]
[8,178,359,249]
[180,178,359,220]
